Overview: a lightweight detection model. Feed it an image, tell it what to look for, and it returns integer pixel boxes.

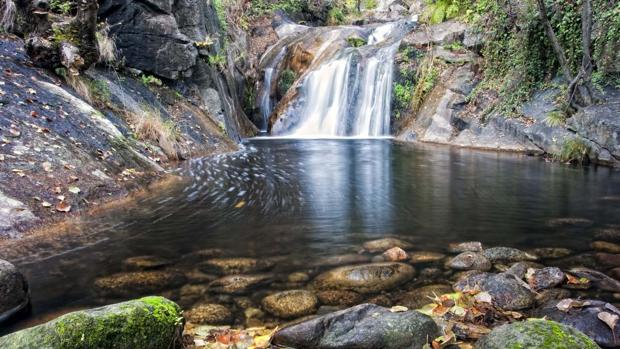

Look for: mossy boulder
[475,319,600,349]
[0,296,184,349]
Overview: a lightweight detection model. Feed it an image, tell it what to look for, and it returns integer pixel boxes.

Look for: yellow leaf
[234,200,246,208]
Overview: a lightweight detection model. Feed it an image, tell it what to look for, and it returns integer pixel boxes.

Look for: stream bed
[4,139,620,333]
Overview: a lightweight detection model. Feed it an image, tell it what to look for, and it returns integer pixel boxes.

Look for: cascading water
[258,48,286,132]
[259,20,413,138]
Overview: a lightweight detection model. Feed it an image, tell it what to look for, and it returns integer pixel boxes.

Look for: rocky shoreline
[3,223,620,348]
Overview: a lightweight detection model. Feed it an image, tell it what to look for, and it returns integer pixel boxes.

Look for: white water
[283,22,405,138]
[259,49,286,132]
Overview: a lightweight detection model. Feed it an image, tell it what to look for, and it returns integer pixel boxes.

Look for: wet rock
[312,263,415,294]
[557,253,598,269]
[534,299,620,348]
[475,319,599,349]
[608,267,620,281]
[362,238,413,253]
[185,303,232,325]
[530,247,573,259]
[366,294,392,307]
[594,227,620,243]
[0,259,30,323]
[526,267,565,291]
[272,303,439,349]
[94,270,186,298]
[382,247,409,261]
[446,252,492,271]
[288,272,310,283]
[410,251,446,264]
[0,297,184,348]
[535,288,572,306]
[481,247,538,263]
[0,191,38,237]
[371,255,386,263]
[448,241,483,253]
[419,267,443,279]
[570,268,620,292]
[313,254,371,267]
[504,262,528,278]
[208,274,273,294]
[316,305,344,315]
[454,273,535,310]
[592,241,620,254]
[568,101,620,163]
[316,290,363,306]
[262,290,319,319]
[595,253,620,267]
[396,284,453,309]
[123,255,173,270]
[184,269,218,284]
[199,258,274,275]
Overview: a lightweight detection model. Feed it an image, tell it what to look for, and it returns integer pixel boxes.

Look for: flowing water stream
[3,139,620,333]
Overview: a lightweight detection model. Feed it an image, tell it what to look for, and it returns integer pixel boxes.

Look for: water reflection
[2,139,620,332]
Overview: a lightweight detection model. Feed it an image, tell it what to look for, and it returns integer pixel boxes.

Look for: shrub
[140,74,163,87]
[557,138,590,164]
[277,69,296,96]
[543,111,567,127]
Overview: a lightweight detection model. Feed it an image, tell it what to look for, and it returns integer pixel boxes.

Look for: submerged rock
[262,290,319,319]
[535,288,572,306]
[547,217,594,227]
[0,259,30,323]
[0,297,184,349]
[199,258,274,275]
[314,254,371,267]
[448,241,483,253]
[272,303,438,349]
[382,247,409,261]
[208,274,273,294]
[570,268,620,292]
[534,300,620,348]
[94,270,186,298]
[592,241,620,254]
[446,252,492,271]
[312,263,415,294]
[526,267,565,291]
[595,253,620,267]
[123,255,173,270]
[396,284,453,309]
[454,273,535,310]
[481,247,538,263]
[529,247,573,259]
[475,319,600,349]
[409,251,446,264]
[185,303,232,325]
[594,227,620,243]
[288,272,310,283]
[316,290,363,306]
[362,238,413,253]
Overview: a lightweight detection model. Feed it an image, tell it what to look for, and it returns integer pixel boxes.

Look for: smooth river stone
[526,267,565,291]
[446,252,492,271]
[409,251,446,264]
[448,241,483,253]
[208,274,273,294]
[94,270,186,298]
[185,303,233,325]
[313,254,371,267]
[122,255,173,270]
[199,257,274,275]
[312,262,415,294]
[362,238,413,253]
[395,284,453,309]
[481,247,538,263]
[262,290,319,319]
[591,241,620,254]
[528,247,573,259]
[382,247,409,261]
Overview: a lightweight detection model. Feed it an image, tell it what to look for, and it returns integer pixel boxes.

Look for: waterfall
[261,21,412,138]
[258,48,286,132]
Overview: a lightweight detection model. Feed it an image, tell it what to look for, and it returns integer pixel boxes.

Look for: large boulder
[272,303,438,349]
[533,299,620,348]
[0,297,184,349]
[568,101,620,163]
[0,259,30,323]
[454,272,535,310]
[312,263,415,293]
[475,319,600,349]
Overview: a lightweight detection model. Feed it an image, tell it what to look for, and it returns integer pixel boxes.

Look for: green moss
[347,36,367,48]
[0,297,183,349]
[277,69,297,96]
[556,138,590,164]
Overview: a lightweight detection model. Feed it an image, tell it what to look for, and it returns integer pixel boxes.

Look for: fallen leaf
[68,186,80,194]
[56,195,65,201]
[234,200,246,208]
[56,201,71,212]
[598,311,618,339]
[42,161,52,172]
[42,201,52,208]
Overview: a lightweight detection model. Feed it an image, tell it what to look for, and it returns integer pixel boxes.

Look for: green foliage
[557,138,590,164]
[208,54,227,70]
[364,0,378,10]
[140,74,163,86]
[423,0,471,24]
[213,0,228,32]
[247,0,307,17]
[277,69,296,96]
[327,7,345,25]
[543,111,567,127]
[393,82,414,112]
[87,79,111,106]
[347,36,366,48]
[411,56,440,113]
[50,0,71,15]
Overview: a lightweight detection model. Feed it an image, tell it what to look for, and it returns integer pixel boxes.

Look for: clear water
[3,139,620,332]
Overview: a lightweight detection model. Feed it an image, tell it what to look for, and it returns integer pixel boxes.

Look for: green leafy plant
[393,82,414,111]
[347,36,366,48]
[277,69,296,96]
[50,0,71,15]
[140,74,163,87]
[543,111,567,127]
[208,54,227,70]
[557,138,590,164]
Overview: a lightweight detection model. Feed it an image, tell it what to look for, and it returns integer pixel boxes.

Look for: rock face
[446,252,492,271]
[0,259,30,323]
[475,319,600,349]
[0,297,184,349]
[454,273,535,310]
[262,290,319,319]
[568,102,620,164]
[272,303,438,349]
[533,300,620,348]
[312,263,415,293]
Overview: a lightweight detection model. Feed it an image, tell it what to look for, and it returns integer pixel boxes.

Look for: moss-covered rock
[475,319,600,349]
[0,296,184,349]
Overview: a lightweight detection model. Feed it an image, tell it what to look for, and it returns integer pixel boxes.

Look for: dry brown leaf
[598,311,619,335]
[56,201,71,212]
